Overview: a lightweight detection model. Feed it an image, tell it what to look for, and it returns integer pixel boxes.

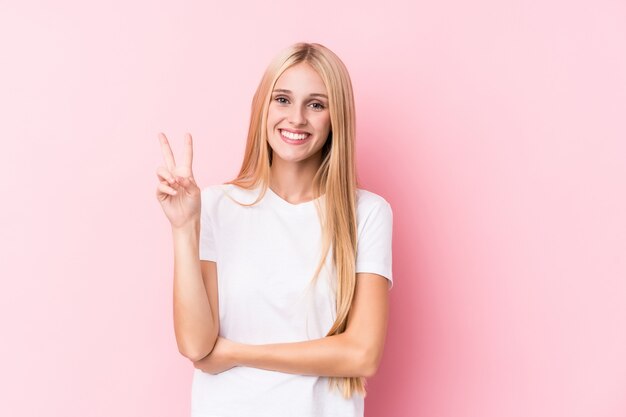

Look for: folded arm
[194,272,389,378]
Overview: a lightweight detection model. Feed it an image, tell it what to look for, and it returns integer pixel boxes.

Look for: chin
[271,151,310,164]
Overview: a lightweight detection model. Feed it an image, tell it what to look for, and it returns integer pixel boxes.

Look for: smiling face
[266,62,331,166]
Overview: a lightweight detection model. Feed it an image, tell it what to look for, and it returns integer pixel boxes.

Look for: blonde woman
[156,42,393,417]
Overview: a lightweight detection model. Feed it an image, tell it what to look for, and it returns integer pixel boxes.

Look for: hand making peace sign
[156,132,201,229]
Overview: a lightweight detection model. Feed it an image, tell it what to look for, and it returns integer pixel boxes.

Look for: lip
[278,128,311,145]
[279,128,309,134]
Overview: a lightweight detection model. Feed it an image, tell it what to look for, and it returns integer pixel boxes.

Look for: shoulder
[356,188,393,217]
[201,183,226,198]
[200,184,227,208]
[355,188,393,231]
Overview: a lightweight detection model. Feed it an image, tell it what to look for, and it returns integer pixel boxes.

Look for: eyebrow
[272,89,328,99]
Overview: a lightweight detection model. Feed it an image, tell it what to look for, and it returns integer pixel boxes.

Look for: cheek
[266,110,279,136]
[266,106,287,129]
[317,114,331,134]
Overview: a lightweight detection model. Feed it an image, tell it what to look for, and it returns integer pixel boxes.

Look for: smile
[280,129,311,144]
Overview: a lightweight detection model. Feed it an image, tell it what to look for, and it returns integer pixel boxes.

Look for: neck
[269,153,322,204]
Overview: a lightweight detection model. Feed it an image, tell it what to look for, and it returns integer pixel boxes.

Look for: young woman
[156,42,393,417]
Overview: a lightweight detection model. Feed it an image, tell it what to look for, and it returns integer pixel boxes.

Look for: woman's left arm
[193,272,389,378]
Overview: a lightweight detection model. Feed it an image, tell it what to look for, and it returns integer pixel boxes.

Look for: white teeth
[281,130,309,140]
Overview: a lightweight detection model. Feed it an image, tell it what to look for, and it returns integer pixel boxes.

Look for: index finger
[158,132,176,171]
[182,132,193,171]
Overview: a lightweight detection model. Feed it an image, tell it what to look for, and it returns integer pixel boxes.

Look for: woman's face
[266,62,331,165]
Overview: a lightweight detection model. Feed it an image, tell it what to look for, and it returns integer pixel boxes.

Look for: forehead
[274,62,327,95]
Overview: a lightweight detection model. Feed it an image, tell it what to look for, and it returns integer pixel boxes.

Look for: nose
[288,105,307,126]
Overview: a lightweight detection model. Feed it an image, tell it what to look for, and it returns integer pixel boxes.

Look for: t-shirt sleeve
[355,199,394,289]
[199,189,217,262]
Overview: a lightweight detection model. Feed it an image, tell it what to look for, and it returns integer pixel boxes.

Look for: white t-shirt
[191,183,393,417]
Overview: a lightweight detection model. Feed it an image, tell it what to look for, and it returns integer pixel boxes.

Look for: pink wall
[1,1,625,416]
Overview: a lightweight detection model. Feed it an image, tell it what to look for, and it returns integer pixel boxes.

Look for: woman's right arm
[172,223,220,362]
[156,132,219,362]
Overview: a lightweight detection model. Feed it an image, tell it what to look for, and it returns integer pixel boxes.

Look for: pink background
[1,1,625,416]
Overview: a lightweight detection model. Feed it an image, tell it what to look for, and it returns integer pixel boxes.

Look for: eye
[274,96,289,104]
[309,102,325,111]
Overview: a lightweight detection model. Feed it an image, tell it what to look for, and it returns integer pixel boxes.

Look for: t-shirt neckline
[265,186,324,209]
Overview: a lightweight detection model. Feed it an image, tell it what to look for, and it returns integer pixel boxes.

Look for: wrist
[231,340,250,367]
[171,219,200,236]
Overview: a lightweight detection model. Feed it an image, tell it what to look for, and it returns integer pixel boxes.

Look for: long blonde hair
[226,42,364,398]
